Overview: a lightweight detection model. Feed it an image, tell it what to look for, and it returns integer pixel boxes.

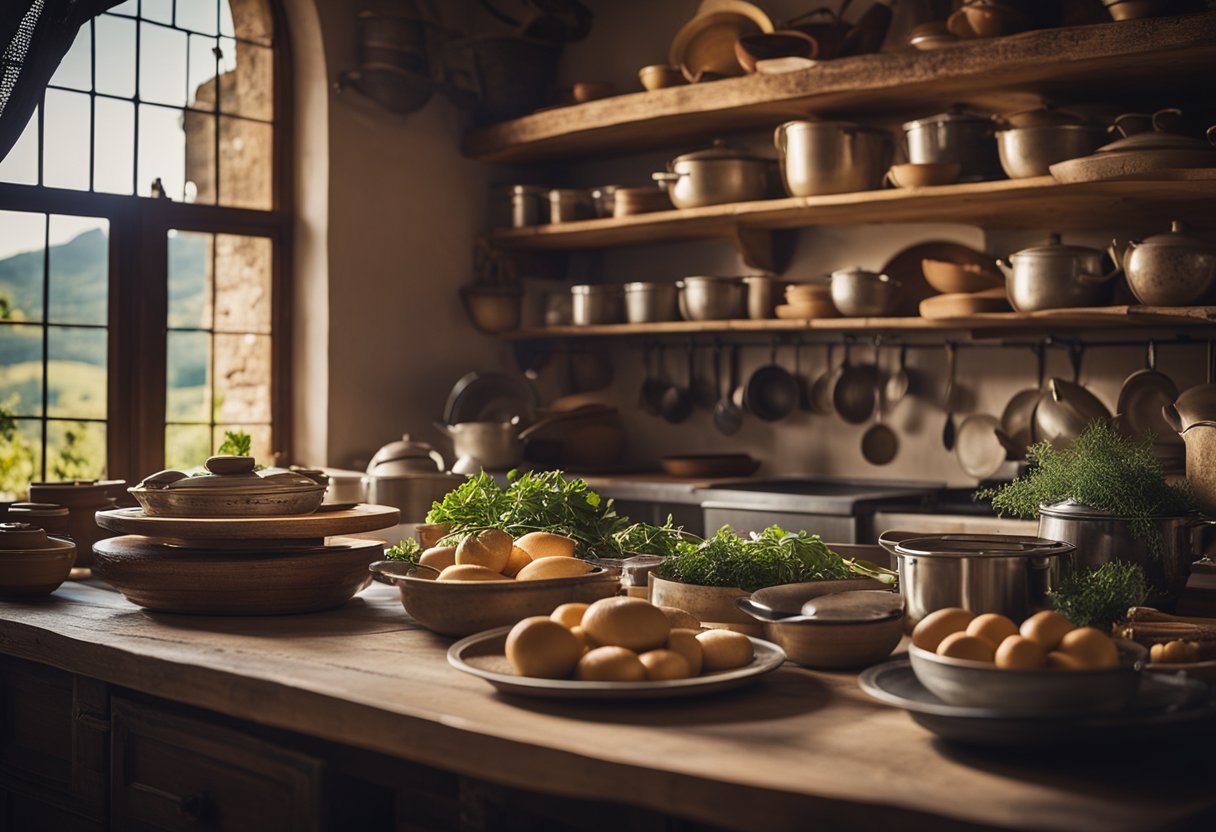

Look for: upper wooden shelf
[462,13,1216,164]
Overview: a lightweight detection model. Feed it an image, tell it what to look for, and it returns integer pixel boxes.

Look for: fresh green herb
[656,525,896,593]
[1049,561,1149,630]
[976,422,1193,558]
[385,538,423,562]
[216,430,252,458]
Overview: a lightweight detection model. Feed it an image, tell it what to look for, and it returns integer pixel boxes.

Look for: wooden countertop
[3,582,1214,832]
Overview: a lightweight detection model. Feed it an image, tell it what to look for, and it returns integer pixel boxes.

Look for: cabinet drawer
[111,698,322,832]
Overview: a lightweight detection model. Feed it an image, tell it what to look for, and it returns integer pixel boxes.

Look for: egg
[550,602,589,629]
[569,625,589,654]
[581,597,671,652]
[1047,650,1089,671]
[638,649,692,681]
[966,613,1019,649]
[696,630,754,671]
[1019,610,1074,651]
[666,628,704,676]
[911,608,974,652]
[1057,627,1119,669]
[501,546,532,577]
[455,529,513,572]
[936,632,995,662]
[1161,639,1196,664]
[505,616,582,678]
[994,635,1047,669]
[575,646,646,682]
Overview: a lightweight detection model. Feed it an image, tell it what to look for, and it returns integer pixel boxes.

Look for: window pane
[219,39,272,121]
[0,106,38,185]
[214,333,270,424]
[167,330,211,422]
[168,231,212,329]
[95,15,136,98]
[108,0,137,15]
[178,0,219,35]
[48,216,108,326]
[94,97,135,194]
[139,22,188,107]
[215,234,270,333]
[219,116,271,209]
[0,419,42,500]
[47,327,107,419]
[50,23,92,91]
[43,90,91,190]
[183,110,217,204]
[47,420,106,480]
[137,104,185,199]
[0,211,46,322]
[213,423,271,464]
[0,324,44,416]
[225,0,273,46]
[189,34,220,110]
[141,0,173,25]
[165,424,210,470]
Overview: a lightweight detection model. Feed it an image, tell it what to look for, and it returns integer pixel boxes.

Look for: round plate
[955,414,1006,479]
[1117,369,1182,445]
[859,659,1216,748]
[443,372,536,426]
[449,626,785,699]
[94,504,400,545]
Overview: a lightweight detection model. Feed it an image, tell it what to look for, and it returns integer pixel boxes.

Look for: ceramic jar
[0,522,76,596]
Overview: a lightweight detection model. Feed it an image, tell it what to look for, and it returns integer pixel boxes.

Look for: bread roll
[639,649,691,681]
[696,629,753,672]
[436,564,507,582]
[666,628,703,676]
[515,557,594,581]
[575,646,646,682]
[581,597,671,652]
[419,545,456,572]
[514,531,576,560]
[550,602,589,629]
[502,546,532,578]
[505,617,581,679]
[659,606,700,630]
[455,529,513,572]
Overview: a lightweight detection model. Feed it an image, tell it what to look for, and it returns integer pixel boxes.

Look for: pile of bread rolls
[421,530,594,582]
[913,608,1121,670]
[505,597,756,682]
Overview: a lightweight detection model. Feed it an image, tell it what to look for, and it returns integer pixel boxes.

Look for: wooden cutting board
[94,503,400,546]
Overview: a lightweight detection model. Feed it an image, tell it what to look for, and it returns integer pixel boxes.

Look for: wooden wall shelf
[463,13,1216,164]
[501,306,1216,341]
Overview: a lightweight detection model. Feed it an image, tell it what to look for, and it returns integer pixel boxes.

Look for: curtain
[0,0,123,164]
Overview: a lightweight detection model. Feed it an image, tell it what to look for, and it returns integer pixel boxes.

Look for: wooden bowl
[638,64,686,91]
[648,575,762,636]
[948,1,1030,38]
[921,258,1004,294]
[91,535,382,615]
[459,286,522,334]
[919,288,1011,318]
[0,542,75,597]
[775,299,839,319]
[784,283,832,302]
[886,162,961,188]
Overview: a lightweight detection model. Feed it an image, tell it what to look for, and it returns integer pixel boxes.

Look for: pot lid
[1134,220,1214,252]
[891,533,1074,559]
[7,502,69,516]
[995,106,1094,129]
[1038,498,1195,520]
[1096,129,1215,154]
[672,139,770,165]
[902,105,992,132]
[132,456,326,496]
[1010,233,1102,260]
[0,522,75,555]
[367,434,444,473]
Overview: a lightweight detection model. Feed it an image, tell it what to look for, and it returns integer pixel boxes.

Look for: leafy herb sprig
[1049,561,1149,630]
[385,539,423,562]
[217,430,252,457]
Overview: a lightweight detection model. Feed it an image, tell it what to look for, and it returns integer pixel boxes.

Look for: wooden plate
[95,504,400,547]
[920,290,1012,319]
[448,626,785,699]
[92,535,383,615]
[775,300,839,319]
[882,241,992,316]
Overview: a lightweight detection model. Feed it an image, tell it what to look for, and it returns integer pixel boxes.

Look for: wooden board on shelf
[463,13,1216,163]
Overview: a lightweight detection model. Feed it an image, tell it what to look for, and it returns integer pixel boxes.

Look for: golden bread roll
[575,646,646,682]
[1020,610,1074,651]
[418,545,456,572]
[569,625,589,654]
[666,628,704,676]
[696,629,754,672]
[514,531,577,560]
[1057,627,1118,669]
[550,602,590,629]
[456,529,513,572]
[505,617,582,679]
[966,613,1019,649]
[639,649,692,681]
[502,546,532,578]
[436,564,508,582]
[911,608,974,652]
[659,606,701,630]
[515,556,595,581]
[994,635,1047,669]
[581,597,671,652]
[936,632,995,662]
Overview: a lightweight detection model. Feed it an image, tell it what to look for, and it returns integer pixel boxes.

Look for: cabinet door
[111,697,323,832]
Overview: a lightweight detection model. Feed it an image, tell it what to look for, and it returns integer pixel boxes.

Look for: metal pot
[829,268,901,317]
[1118,220,1216,307]
[775,121,892,196]
[495,184,548,228]
[902,108,1002,182]
[878,532,1076,627]
[436,421,523,472]
[1038,500,1214,608]
[652,140,774,209]
[362,473,466,524]
[315,468,367,503]
[995,124,1106,179]
[623,282,678,323]
[677,276,746,321]
[996,234,1122,312]
[366,434,445,475]
[570,284,624,325]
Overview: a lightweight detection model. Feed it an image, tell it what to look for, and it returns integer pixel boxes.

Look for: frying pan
[745,342,798,422]
[1116,341,1181,446]
[997,344,1044,459]
[832,341,877,425]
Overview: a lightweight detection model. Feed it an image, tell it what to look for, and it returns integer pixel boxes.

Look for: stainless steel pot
[995,125,1106,179]
[436,421,523,471]
[363,473,466,523]
[878,532,1076,627]
[496,185,548,228]
[776,120,892,196]
[996,234,1122,312]
[676,276,746,321]
[548,188,595,223]
[367,434,445,475]
[1037,500,1214,608]
[623,282,678,323]
[652,140,774,209]
[571,284,624,325]
[829,268,901,317]
[902,108,1001,182]
[1118,220,1216,307]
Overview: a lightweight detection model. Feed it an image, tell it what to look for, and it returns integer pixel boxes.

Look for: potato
[514,531,576,560]
[515,557,595,581]
[436,564,507,582]
[696,629,754,672]
[501,546,532,578]
[911,608,974,652]
[418,545,456,572]
[581,597,671,652]
[505,617,582,679]
[575,646,646,682]
[456,529,513,573]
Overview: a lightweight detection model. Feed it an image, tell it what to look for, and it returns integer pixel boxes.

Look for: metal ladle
[885,344,909,405]
[660,342,694,423]
[861,342,899,465]
[942,342,958,451]
[714,344,744,435]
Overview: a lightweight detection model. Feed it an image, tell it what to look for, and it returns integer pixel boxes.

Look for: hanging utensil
[997,343,1044,459]
[833,340,878,425]
[714,344,744,435]
[690,343,718,411]
[942,342,958,451]
[957,414,1007,480]
[795,340,813,412]
[1115,341,1181,446]
[745,339,799,422]
[810,343,837,415]
[861,342,898,466]
[884,344,910,406]
[660,342,695,423]
[639,343,666,417]
[1035,345,1112,449]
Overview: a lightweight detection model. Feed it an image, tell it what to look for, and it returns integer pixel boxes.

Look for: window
[0,0,288,497]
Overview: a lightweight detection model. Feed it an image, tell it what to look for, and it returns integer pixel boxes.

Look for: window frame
[0,0,293,483]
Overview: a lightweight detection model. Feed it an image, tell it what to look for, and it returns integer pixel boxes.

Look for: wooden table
[2,581,1214,832]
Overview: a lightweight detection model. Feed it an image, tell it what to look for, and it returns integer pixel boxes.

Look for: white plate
[448,626,785,700]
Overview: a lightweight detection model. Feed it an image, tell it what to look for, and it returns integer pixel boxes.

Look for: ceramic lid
[1010,233,1102,261]
[672,139,770,165]
[367,435,445,474]
[133,456,326,496]
[1135,221,1214,252]
[0,522,75,555]
[891,533,1074,559]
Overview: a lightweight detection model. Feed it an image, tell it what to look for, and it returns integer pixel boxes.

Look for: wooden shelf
[489,178,1216,258]
[502,306,1216,341]
[463,13,1216,164]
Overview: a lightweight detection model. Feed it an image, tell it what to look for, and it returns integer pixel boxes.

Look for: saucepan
[435,411,593,473]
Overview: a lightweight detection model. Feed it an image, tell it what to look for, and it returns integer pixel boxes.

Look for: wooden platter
[91,535,383,615]
[449,626,785,700]
[94,504,401,547]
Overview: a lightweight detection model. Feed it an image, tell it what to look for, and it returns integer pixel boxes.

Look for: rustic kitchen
[1,0,1216,829]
